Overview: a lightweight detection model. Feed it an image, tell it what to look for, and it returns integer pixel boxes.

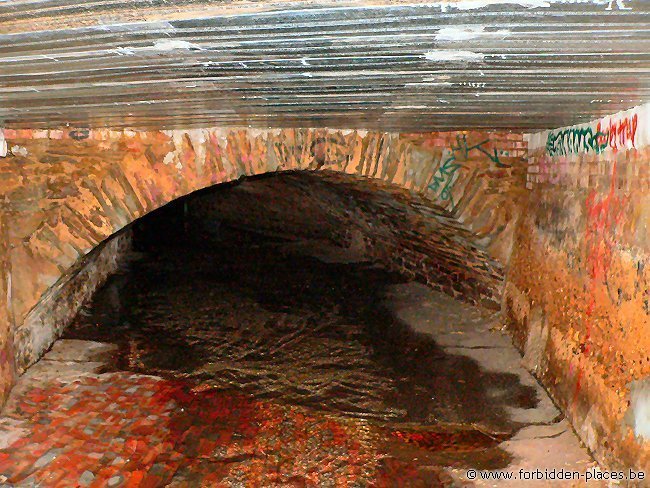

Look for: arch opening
[2,0,650,476]
[0,169,594,485]
[12,169,506,374]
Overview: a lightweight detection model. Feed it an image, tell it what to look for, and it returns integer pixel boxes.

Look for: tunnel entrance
[2,0,649,476]
[66,180,536,430]
[0,172,597,485]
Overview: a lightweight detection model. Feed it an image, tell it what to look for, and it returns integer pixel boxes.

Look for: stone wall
[504,103,650,469]
[0,127,526,406]
[0,213,13,405]
[13,229,132,374]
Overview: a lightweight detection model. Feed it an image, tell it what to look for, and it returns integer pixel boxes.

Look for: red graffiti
[573,161,626,405]
[596,113,638,152]
[584,162,626,284]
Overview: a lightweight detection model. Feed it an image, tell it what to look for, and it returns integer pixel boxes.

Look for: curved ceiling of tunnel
[0,0,649,131]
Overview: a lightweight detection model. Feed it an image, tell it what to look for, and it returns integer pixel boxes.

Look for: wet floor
[70,225,537,431]
[0,220,599,486]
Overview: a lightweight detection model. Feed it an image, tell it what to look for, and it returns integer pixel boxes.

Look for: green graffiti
[451,135,510,168]
[428,154,462,206]
[428,135,509,205]
[546,126,607,157]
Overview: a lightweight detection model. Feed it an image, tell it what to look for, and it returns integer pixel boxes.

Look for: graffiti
[428,154,463,205]
[428,134,509,205]
[546,126,606,157]
[597,113,638,152]
[450,134,510,168]
[573,161,627,406]
[546,113,638,157]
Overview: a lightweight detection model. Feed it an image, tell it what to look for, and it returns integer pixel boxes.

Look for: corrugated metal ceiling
[0,0,648,131]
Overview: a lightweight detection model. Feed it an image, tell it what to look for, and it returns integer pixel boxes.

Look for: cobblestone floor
[0,343,511,487]
[0,227,599,486]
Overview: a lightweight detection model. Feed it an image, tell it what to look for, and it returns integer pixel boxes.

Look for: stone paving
[0,343,460,486]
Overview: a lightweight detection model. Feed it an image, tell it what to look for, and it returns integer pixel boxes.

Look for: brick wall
[1,110,648,470]
[505,103,650,469]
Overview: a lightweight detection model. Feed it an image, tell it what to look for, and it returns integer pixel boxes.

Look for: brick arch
[0,127,526,399]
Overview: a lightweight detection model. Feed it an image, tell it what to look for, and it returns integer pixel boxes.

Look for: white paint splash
[114,46,136,56]
[606,0,632,10]
[0,131,5,157]
[438,0,631,11]
[424,50,485,62]
[163,151,175,166]
[405,79,453,87]
[440,0,551,11]
[421,76,452,83]
[112,39,202,56]
[151,39,202,51]
[628,379,650,440]
[10,145,28,157]
[94,21,175,33]
[435,26,510,41]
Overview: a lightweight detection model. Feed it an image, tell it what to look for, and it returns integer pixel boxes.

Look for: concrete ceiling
[1,0,648,132]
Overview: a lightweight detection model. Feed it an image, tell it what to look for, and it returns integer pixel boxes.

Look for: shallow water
[61,225,539,483]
